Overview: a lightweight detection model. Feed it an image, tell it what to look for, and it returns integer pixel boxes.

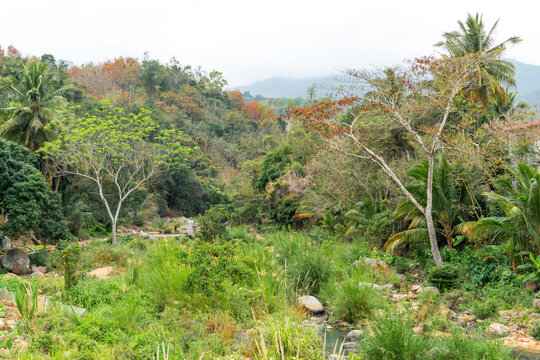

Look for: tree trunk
[426,156,444,266]
[425,210,443,266]
[111,218,117,245]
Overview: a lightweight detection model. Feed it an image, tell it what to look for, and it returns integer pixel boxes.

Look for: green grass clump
[361,311,430,360]
[472,297,499,319]
[333,281,381,323]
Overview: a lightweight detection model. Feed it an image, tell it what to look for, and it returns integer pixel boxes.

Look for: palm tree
[457,163,540,253]
[435,13,522,107]
[0,61,67,152]
[385,156,477,253]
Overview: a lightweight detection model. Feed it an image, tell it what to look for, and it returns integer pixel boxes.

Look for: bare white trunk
[425,156,443,266]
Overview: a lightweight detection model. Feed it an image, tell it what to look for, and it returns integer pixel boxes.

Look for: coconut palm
[385,156,477,253]
[435,13,522,107]
[457,163,540,253]
[0,61,67,152]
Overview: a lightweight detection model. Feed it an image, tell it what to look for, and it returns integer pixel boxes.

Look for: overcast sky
[2,0,539,86]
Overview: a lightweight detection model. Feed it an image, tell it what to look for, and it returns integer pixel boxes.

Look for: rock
[298,296,324,314]
[355,257,387,268]
[413,326,424,335]
[358,282,382,290]
[342,342,359,351]
[499,310,518,318]
[525,281,540,292]
[139,231,150,238]
[382,284,395,291]
[88,266,114,279]
[419,286,440,295]
[30,271,44,277]
[337,322,350,328]
[486,323,510,337]
[397,274,406,282]
[458,314,476,323]
[1,248,31,274]
[508,324,519,332]
[532,299,540,309]
[61,304,86,317]
[179,220,200,238]
[392,294,408,301]
[345,329,363,342]
[31,266,46,274]
[7,320,16,329]
[0,237,11,249]
[410,284,422,292]
[0,288,15,302]
[37,295,50,313]
[329,355,349,360]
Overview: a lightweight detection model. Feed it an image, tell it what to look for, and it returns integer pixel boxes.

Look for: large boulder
[486,323,510,337]
[298,296,324,314]
[1,248,31,274]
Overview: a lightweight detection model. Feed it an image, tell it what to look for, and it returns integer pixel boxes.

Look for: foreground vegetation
[0,12,540,360]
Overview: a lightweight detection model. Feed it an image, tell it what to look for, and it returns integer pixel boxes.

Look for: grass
[3,228,530,359]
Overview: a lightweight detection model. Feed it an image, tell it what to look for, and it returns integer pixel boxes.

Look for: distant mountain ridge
[234,60,540,104]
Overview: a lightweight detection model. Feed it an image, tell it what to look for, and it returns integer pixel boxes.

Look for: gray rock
[419,286,440,295]
[382,284,395,291]
[298,296,324,314]
[345,329,362,342]
[533,298,540,309]
[392,294,408,301]
[1,248,31,274]
[358,282,382,290]
[342,342,359,351]
[61,303,86,317]
[355,257,387,268]
[486,323,510,337]
[31,265,46,274]
[0,288,15,302]
[30,271,44,277]
[397,274,406,282]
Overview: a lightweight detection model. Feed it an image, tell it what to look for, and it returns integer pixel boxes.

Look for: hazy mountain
[234,59,540,104]
[233,75,344,99]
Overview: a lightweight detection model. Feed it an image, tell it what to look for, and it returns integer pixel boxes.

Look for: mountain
[233,75,343,99]
[233,60,540,104]
[513,59,540,104]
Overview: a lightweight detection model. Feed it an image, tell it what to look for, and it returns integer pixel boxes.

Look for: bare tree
[290,54,493,266]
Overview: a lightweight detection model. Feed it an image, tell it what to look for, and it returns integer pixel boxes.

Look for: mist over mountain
[235,59,540,104]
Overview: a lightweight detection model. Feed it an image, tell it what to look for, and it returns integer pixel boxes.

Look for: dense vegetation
[0,13,539,360]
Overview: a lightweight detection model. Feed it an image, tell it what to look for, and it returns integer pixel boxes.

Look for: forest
[0,12,540,360]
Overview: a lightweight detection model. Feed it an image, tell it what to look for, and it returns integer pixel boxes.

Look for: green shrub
[427,263,461,291]
[57,243,82,290]
[334,281,380,323]
[432,328,510,359]
[28,249,51,269]
[65,278,123,310]
[472,298,499,319]
[198,205,229,241]
[361,311,430,360]
[532,323,540,340]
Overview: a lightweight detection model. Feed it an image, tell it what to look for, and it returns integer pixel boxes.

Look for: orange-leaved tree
[289,53,495,266]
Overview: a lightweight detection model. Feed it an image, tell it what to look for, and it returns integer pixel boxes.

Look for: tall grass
[136,240,192,308]
[361,311,430,360]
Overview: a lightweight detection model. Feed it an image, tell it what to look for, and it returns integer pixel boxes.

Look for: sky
[2,0,540,86]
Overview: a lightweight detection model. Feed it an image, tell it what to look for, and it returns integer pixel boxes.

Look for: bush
[427,263,461,291]
[472,298,499,319]
[532,323,540,340]
[198,205,229,241]
[432,328,510,359]
[361,311,430,360]
[65,277,123,310]
[334,281,380,323]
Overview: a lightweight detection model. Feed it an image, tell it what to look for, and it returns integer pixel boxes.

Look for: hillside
[236,59,540,104]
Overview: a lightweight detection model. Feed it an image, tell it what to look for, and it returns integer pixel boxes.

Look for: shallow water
[322,328,350,355]
[514,349,540,359]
